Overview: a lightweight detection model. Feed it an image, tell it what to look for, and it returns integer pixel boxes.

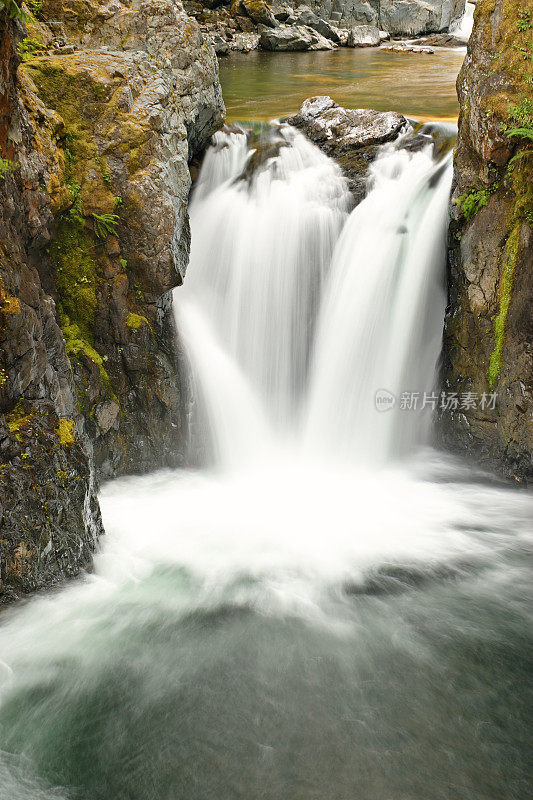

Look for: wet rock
[289,96,407,201]
[259,23,334,50]
[346,24,380,46]
[382,42,435,53]
[290,96,407,149]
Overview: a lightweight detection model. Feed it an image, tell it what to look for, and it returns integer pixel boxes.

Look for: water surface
[219,47,466,122]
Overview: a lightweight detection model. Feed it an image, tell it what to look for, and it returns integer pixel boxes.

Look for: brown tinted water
[219,46,466,123]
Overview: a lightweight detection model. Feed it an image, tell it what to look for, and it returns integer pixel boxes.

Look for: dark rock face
[0,13,103,604]
[439,0,532,483]
[0,1,225,603]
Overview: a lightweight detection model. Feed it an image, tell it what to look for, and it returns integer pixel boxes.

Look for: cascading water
[452,1,475,41]
[0,119,531,800]
[179,124,452,465]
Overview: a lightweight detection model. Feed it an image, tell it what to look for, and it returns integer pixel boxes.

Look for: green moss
[487,150,532,387]
[57,418,75,446]
[125,312,150,331]
[0,158,15,179]
[52,219,98,331]
[60,316,112,388]
[6,402,34,434]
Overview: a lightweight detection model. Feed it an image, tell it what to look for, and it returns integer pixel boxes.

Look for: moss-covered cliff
[0,1,225,603]
[440,0,532,482]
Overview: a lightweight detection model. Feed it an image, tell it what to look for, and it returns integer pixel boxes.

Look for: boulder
[378,0,465,36]
[259,24,335,50]
[346,24,380,46]
[232,0,278,27]
[294,5,341,43]
[289,96,407,200]
[290,96,407,149]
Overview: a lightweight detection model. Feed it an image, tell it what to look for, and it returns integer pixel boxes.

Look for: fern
[92,213,119,239]
[0,0,29,21]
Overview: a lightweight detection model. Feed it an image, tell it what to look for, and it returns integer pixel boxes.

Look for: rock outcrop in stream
[439,0,532,482]
[0,0,224,603]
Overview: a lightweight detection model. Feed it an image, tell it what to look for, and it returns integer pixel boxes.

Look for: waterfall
[451,1,475,41]
[1,116,532,800]
[177,123,453,467]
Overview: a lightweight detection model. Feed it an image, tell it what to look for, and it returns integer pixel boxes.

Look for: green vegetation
[0,0,29,21]
[92,213,119,239]
[17,37,47,61]
[27,0,42,17]
[6,402,34,435]
[57,419,76,447]
[517,9,532,31]
[456,185,498,222]
[0,158,15,178]
[125,312,151,331]
[488,226,519,387]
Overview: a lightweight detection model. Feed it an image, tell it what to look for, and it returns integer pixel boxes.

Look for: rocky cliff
[440,0,532,482]
[0,0,224,603]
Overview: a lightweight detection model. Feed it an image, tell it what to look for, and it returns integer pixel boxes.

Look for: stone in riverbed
[289,96,407,149]
[346,25,381,46]
[259,24,335,51]
[294,5,341,43]
[378,0,465,36]
[232,0,278,27]
[289,96,408,202]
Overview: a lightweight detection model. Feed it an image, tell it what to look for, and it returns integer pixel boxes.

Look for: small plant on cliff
[456,185,497,223]
[92,213,119,239]
[517,10,532,31]
[0,0,29,21]
[0,158,15,178]
[17,36,47,61]
[27,0,42,18]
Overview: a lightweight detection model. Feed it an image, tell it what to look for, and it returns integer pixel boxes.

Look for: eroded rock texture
[0,1,225,602]
[439,0,532,482]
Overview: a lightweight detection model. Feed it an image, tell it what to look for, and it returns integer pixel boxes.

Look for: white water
[179,125,452,465]
[451,1,475,41]
[0,119,531,800]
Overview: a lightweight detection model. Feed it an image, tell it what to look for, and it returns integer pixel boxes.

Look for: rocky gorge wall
[0,0,224,603]
[439,0,532,482]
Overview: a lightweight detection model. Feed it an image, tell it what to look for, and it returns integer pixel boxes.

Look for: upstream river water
[219,46,466,122]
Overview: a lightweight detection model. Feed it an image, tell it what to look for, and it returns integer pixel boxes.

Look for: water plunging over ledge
[0,122,531,800]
